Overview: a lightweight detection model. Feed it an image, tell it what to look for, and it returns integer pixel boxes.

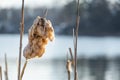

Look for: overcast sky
[0,0,73,9]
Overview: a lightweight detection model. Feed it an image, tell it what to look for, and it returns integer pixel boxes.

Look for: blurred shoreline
[1,0,120,36]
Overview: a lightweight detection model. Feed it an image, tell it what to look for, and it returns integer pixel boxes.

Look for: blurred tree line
[0,0,120,36]
[60,0,120,36]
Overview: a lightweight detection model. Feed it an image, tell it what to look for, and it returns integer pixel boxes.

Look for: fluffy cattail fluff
[23,16,55,59]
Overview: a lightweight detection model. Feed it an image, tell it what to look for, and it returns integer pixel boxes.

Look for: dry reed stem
[69,48,73,61]
[4,54,8,80]
[73,28,75,52]
[67,70,71,80]
[74,0,80,80]
[18,0,24,80]
[0,66,2,80]
[66,52,70,80]
[69,48,74,66]
[66,59,71,80]
[43,8,48,18]
[20,60,28,79]
[66,48,74,80]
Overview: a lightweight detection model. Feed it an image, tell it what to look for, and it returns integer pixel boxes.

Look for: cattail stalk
[69,48,73,61]
[74,0,80,80]
[0,66,2,80]
[4,54,8,80]
[66,56,72,80]
[66,48,74,80]
[18,0,24,80]
[20,60,28,79]
[43,8,48,18]
[73,28,75,52]
[67,62,71,80]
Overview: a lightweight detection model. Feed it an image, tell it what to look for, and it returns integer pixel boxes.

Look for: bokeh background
[1,0,120,80]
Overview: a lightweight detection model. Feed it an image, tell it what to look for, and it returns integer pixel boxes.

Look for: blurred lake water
[0,34,120,59]
[0,34,120,80]
[0,57,120,80]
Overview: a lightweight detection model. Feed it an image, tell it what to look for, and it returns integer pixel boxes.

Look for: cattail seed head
[23,16,55,59]
[66,60,72,72]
